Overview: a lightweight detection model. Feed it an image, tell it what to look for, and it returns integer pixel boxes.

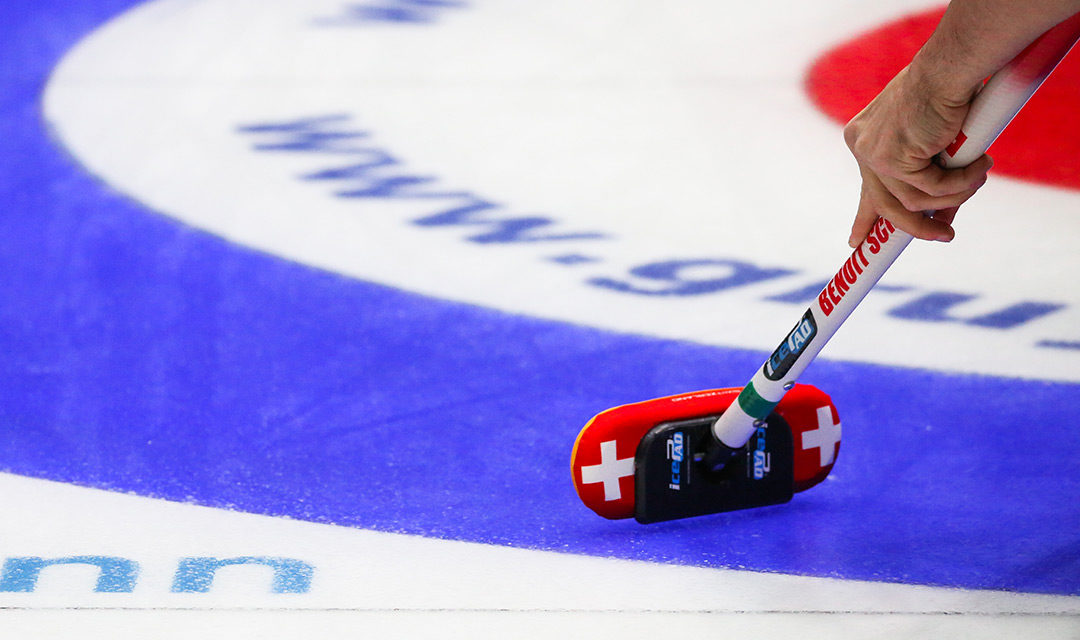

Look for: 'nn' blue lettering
[0,556,139,593]
[0,556,314,594]
[171,557,313,594]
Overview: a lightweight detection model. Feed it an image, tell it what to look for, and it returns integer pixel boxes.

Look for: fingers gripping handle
[710,13,1080,451]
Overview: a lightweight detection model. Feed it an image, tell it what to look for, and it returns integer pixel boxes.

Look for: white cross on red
[802,406,842,467]
[580,440,634,501]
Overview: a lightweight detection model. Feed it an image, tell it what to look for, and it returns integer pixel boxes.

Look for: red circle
[805,7,1080,190]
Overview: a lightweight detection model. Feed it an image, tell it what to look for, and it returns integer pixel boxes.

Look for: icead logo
[666,432,684,491]
[763,311,817,381]
[751,423,770,480]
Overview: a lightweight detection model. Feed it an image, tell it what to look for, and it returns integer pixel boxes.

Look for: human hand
[842,65,994,248]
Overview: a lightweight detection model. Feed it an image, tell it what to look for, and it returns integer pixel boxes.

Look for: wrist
[906,48,984,108]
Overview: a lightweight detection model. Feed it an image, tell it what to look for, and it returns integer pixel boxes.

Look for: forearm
[912,0,1080,103]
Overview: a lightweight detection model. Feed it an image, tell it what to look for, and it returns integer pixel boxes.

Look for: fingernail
[936,232,953,242]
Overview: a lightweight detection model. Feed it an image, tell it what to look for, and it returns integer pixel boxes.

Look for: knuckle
[918,182,948,198]
[878,196,911,220]
[893,191,925,212]
[925,180,958,198]
[906,171,947,197]
[843,123,859,149]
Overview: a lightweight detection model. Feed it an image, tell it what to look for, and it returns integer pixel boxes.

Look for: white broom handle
[712,13,1080,448]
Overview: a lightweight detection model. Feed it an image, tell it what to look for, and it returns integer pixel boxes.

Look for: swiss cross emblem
[801,406,842,467]
[579,440,634,501]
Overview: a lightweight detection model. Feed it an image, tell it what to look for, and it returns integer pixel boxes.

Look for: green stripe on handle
[736,381,778,420]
